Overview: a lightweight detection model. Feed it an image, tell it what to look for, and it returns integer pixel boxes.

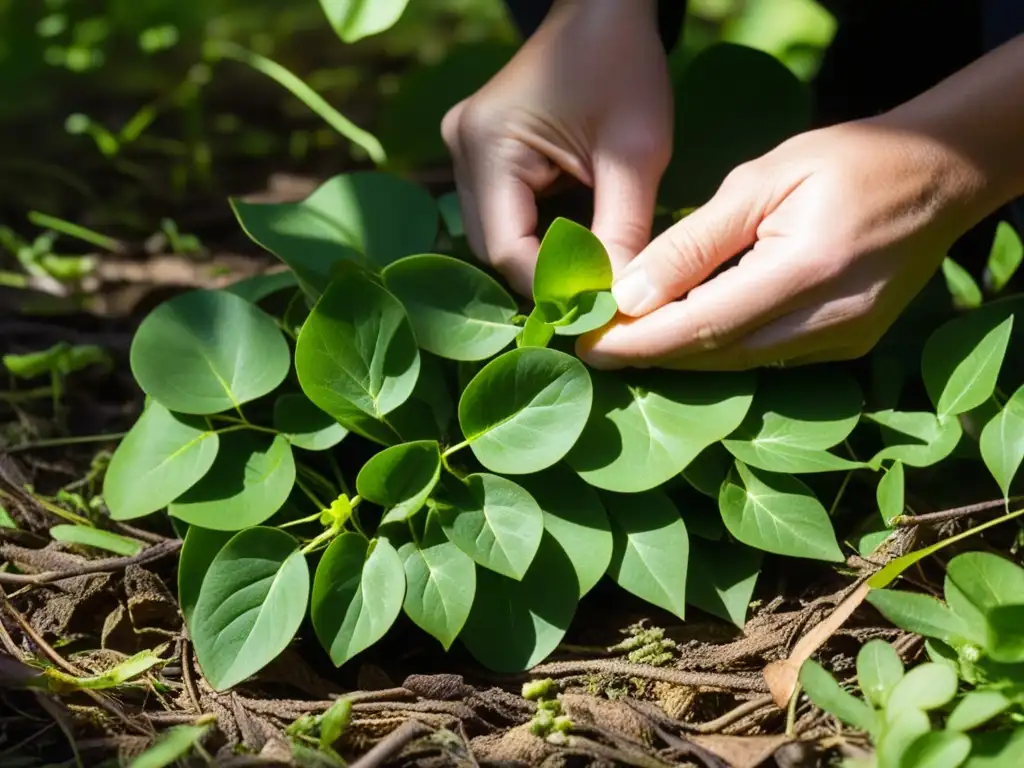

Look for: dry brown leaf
[690,734,791,768]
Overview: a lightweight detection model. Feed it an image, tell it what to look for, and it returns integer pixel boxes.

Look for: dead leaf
[690,734,791,768]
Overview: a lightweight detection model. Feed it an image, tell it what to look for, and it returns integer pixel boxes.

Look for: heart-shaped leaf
[686,539,762,627]
[866,410,963,468]
[319,0,411,43]
[296,268,420,422]
[178,526,234,625]
[799,659,878,736]
[311,534,406,667]
[722,368,864,473]
[856,639,904,708]
[980,383,1024,498]
[49,525,144,557]
[718,461,842,561]
[567,369,754,492]
[459,347,592,474]
[104,403,219,520]
[231,172,437,295]
[169,433,295,530]
[459,532,579,672]
[190,527,308,690]
[356,440,441,523]
[435,473,543,580]
[398,510,475,650]
[274,393,348,452]
[602,490,689,619]
[517,465,612,598]
[922,311,1014,419]
[382,254,520,361]
[130,290,290,415]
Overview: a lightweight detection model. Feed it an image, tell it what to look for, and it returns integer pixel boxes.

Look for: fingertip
[611,266,659,317]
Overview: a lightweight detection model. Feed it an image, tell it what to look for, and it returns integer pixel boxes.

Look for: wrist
[547,0,659,29]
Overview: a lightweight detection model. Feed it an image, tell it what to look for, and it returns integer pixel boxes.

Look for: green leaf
[169,433,295,531]
[945,551,1024,622]
[532,217,614,329]
[884,662,959,717]
[877,460,905,525]
[943,257,983,309]
[224,271,298,304]
[295,269,420,422]
[398,510,475,650]
[798,659,878,735]
[129,289,290,415]
[318,698,352,752]
[459,348,592,475]
[190,527,309,690]
[987,604,1024,663]
[178,526,234,625]
[517,465,612,598]
[435,473,543,580]
[356,440,440,523]
[127,724,211,768]
[103,403,219,521]
[922,312,1014,419]
[0,503,16,529]
[660,43,810,210]
[947,690,1012,732]
[867,590,972,648]
[866,410,963,468]
[602,490,689,619]
[459,532,578,672]
[681,442,734,499]
[382,254,519,361]
[274,394,348,452]
[311,534,406,666]
[568,369,754,492]
[965,727,1024,767]
[985,221,1024,294]
[980,383,1024,498]
[49,525,144,557]
[876,708,931,768]
[231,172,437,295]
[550,291,618,337]
[718,461,843,561]
[686,538,761,627]
[721,368,864,473]
[318,0,411,43]
[856,639,904,708]
[900,731,971,768]
[437,191,463,237]
[386,351,454,442]
[518,307,555,349]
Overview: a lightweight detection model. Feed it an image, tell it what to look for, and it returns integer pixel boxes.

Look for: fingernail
[612,269,657,316]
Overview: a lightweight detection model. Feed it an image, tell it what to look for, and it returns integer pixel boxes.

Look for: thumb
[611,168,764,316]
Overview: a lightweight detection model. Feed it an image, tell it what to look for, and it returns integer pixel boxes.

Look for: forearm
[883,33,1024,222]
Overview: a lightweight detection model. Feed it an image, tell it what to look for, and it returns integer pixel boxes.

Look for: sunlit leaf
[178,526,234,625]
[980,383,1024,498]
[319,0,412,43]
[798,659,878,735]
[49,525,144,557]
[856,639,904,708]
[985,220,1024,294]
[866,410,963,468]
[876,460,905,525]
[866,589,972,649]
[128,724,211,768]
[943,257,983,309]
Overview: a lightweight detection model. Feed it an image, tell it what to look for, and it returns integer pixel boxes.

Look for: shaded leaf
[311,534,406,667]
[686,538,761,627]
[356,440,440,523]
[856,639,904,708]
[130,289,290,414]
[987,604,1024,663]
[274,393,348,452]
[719,461,843,561]
[459,532,578,672]
[178,526,234,625]
[567,369,754,492]
[459,348,592,475]
[899,730,971,768]
[602,490,689,619]
[965,727,1024,767]
[191,528,309,690]
[104,403,219,521]
[866,410,963,468]
[382,254,519,361]
[798,659,877,735]
[947,690,1011,732]
[169,433,295,531]
[980,383,1024,497]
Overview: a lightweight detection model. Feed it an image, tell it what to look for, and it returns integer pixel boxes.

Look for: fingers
[577,241,813,369]
[610,166,767,317]
[590,141,667,274]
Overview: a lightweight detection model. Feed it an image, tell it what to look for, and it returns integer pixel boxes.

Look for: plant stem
[301,526,340,555]
[278,511,323,529]
[785,683,801,736]
[3,432,126,454]
[441,440,470,459]
[209,415,279,436]
[27,211,121,253]
[295,477,327,511]
[828,471,854,517]
[349,496,367,539]
[0,387,53,403]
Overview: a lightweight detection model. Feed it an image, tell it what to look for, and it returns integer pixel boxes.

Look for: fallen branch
[530,659,769,693]
[893,496,1021,527]
[0,538,182,586]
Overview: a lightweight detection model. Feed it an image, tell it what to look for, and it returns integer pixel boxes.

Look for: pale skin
[442,0,1024,371]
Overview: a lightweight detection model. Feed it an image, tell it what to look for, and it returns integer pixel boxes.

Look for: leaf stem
[349,496,367,538]
[441,440,470,459]
[209,415,279,436]
[278,511,323,529]
[301,526,340,555]
[828,471,854,517]
[295,477,327,511]
[3,432,126,454]
[27,211,122,253]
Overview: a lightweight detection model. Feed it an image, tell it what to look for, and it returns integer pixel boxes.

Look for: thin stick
[0,539,182,586]
[529,659,769,693]
[678,695,775,734]
[892,497,1023,527]
[349,719,432,768]
[3,433,126,454]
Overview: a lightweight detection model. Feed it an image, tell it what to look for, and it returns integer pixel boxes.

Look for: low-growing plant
[96,163,1024,692]
[800,549,1024,768]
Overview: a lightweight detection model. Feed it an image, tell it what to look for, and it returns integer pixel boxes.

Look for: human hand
[441,0,672,296]
[577,117,995,371]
